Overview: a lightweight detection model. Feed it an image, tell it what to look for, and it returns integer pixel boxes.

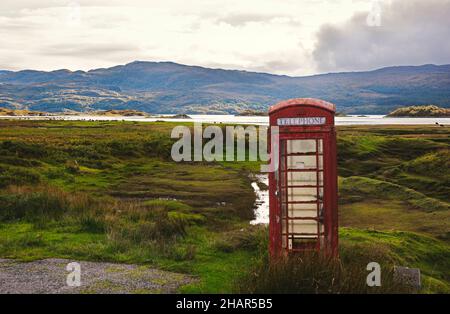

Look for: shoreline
[1,114,449,126]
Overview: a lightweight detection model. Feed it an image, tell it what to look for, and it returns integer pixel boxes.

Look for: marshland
[0,120,448,293]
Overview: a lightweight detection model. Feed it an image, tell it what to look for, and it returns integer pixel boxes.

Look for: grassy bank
[0,120,448,293]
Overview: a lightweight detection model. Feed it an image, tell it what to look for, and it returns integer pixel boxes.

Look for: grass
[235,251,412,294]
[340,228,449,293]
[340,199,449,240]
[0,121,448,293]
[340,176,448,212]
[236,228,449,294]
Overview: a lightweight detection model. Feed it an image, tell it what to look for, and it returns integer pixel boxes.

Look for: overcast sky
[1,0,449,75]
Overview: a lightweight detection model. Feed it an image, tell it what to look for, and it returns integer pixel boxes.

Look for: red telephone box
[268,98,338,257]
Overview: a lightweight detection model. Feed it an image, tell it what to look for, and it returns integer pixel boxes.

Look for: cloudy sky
[1,0,449,75]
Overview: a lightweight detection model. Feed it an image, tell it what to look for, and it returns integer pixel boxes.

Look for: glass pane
[288,187,317,202]
[318,188,324,201]
[319,223,324,233]
[288,207,317,219]
[288,203,317,219]
[280,187,287,219]
[288,220,317,234]
[280,187,286,203]
[286,171,318,185]
[293,238,318,247]
[287,156,317,170]
[318,203,325,218]
[280,141,286,171]
[318,139,323,154]
[281,201,287,218]
[287,140,316,154]
[288,203,317,210]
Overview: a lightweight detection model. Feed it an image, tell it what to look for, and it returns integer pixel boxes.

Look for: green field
[0,120,448,293]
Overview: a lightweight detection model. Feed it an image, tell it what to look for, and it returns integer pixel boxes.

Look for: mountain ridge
[9,61,450,78]
[1,61,449,114]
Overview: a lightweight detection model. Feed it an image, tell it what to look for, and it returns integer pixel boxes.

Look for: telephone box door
[279,137,326,252]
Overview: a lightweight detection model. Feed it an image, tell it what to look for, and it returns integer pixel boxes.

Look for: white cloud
[0,0,448,75]
[313,0,450,72]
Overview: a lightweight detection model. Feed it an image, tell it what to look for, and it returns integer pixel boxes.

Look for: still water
[2,114,449,126]
[250,175,269,225]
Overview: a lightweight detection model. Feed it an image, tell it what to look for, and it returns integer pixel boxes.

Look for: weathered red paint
[268,98,338,258]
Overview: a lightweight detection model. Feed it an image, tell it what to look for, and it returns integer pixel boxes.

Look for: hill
[387,105,450,117]
[0,107,46,116]
[1,62,449,114]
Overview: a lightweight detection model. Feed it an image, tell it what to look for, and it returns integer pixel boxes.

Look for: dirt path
[0,258,195,294]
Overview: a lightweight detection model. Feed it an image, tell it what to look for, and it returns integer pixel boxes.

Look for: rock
[393,266,421,290]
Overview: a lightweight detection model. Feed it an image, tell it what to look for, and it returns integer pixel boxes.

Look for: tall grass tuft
[0,185,92,223]
[106,204,187,246]
[235,245,413,294]
[0,184,189,255]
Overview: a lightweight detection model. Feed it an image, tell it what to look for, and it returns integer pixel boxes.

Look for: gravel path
[0,258,195,294]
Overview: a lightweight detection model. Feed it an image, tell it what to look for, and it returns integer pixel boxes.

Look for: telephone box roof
[269,98,336,114]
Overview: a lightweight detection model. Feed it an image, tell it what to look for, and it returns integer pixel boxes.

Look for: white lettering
[277,117,326,126]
